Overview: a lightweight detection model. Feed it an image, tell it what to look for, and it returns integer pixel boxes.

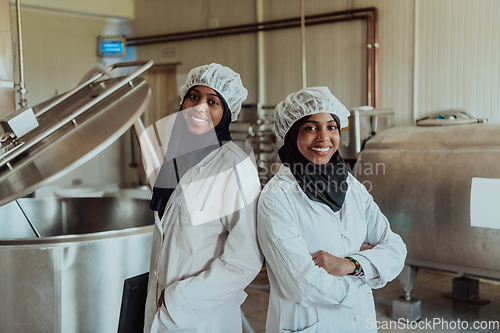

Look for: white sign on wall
[470,177,500,230]
[161,47,175,58]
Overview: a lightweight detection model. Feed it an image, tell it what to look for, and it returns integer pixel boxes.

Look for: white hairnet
[274,87,350,142]
[179,63,248,122]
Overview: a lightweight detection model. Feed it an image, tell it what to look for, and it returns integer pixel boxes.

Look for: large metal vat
[355,124,500,280]
[0,197,153,332]
[0,58,155,332]
[1,5,155,329]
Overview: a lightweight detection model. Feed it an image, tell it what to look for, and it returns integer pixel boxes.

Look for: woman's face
[296,113,340,165]
[181,85,224,135]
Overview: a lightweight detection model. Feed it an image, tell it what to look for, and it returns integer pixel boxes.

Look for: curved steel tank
[0,60,155,332]
[355,124,500,280]
[0,197,153,332]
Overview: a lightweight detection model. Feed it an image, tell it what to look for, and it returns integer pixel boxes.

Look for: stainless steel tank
[0,60,155,332]
[355,124,500,280]
[0,198,153,332]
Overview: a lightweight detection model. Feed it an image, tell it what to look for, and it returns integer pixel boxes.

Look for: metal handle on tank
[0,60,154,170]
[34,60,153,118]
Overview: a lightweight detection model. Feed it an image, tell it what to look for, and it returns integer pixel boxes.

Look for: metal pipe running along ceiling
[126,7,380,107]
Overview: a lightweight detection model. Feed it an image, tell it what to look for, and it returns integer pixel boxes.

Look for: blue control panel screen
[98,36,125,57]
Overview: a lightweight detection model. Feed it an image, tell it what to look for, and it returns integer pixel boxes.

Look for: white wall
[131,0,415,124]
[0,0,15,116]
[131,0,500,126]
[13,8,128,106]
[414,0,500,123]
[131,0,258,104]
[11,0,134,18]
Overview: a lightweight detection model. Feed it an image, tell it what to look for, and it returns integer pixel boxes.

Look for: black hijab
[278,113,349,212]
[150,87,231,218]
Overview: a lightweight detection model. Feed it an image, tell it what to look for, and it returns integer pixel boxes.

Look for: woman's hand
[157,289,166,308]
[360,242,374,251]
[311,250,355,277]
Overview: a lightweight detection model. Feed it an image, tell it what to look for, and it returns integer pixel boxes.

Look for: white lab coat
[144,141,263,333]
[257,165,406,333]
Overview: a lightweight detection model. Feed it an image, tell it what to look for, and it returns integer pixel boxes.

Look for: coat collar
[160,142,244,218]
[276,164,351,238]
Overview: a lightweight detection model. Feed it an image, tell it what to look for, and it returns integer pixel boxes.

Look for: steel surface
[0,198,154,333]
[0,77,151,206]
[355,124,500,280]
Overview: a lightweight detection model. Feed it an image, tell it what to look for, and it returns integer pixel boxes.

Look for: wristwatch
[346,256,363,276]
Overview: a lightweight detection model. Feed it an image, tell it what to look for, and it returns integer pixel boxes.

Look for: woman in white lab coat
[144,63,263,333]
[257,87,407,333]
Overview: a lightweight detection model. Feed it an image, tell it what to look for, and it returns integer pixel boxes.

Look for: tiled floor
[241,268,500,333]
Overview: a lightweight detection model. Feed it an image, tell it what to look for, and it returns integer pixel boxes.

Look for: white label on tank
[0,81,14,88]
[471,177,500,229]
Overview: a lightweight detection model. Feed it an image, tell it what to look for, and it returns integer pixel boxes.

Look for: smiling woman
[297,113,340,165]
[181,85,225,135]
[257,87,407,333]
[144,63,263,333]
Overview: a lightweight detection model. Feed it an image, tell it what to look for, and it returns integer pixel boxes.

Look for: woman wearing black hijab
[257,87,406,333]
[144,64,262,333]
[149,83,233,219]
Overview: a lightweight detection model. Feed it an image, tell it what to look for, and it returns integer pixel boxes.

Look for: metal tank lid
[362,123,500,151]
[0,61,153,207]
[416,110,487,126]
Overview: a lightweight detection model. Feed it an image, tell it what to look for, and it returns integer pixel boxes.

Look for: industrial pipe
[126,7,380,45]
[127,7,379,107]
[372,7,379,108]
[15,0,27,108]
[300,0,307,89]
[367,15,372,106]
